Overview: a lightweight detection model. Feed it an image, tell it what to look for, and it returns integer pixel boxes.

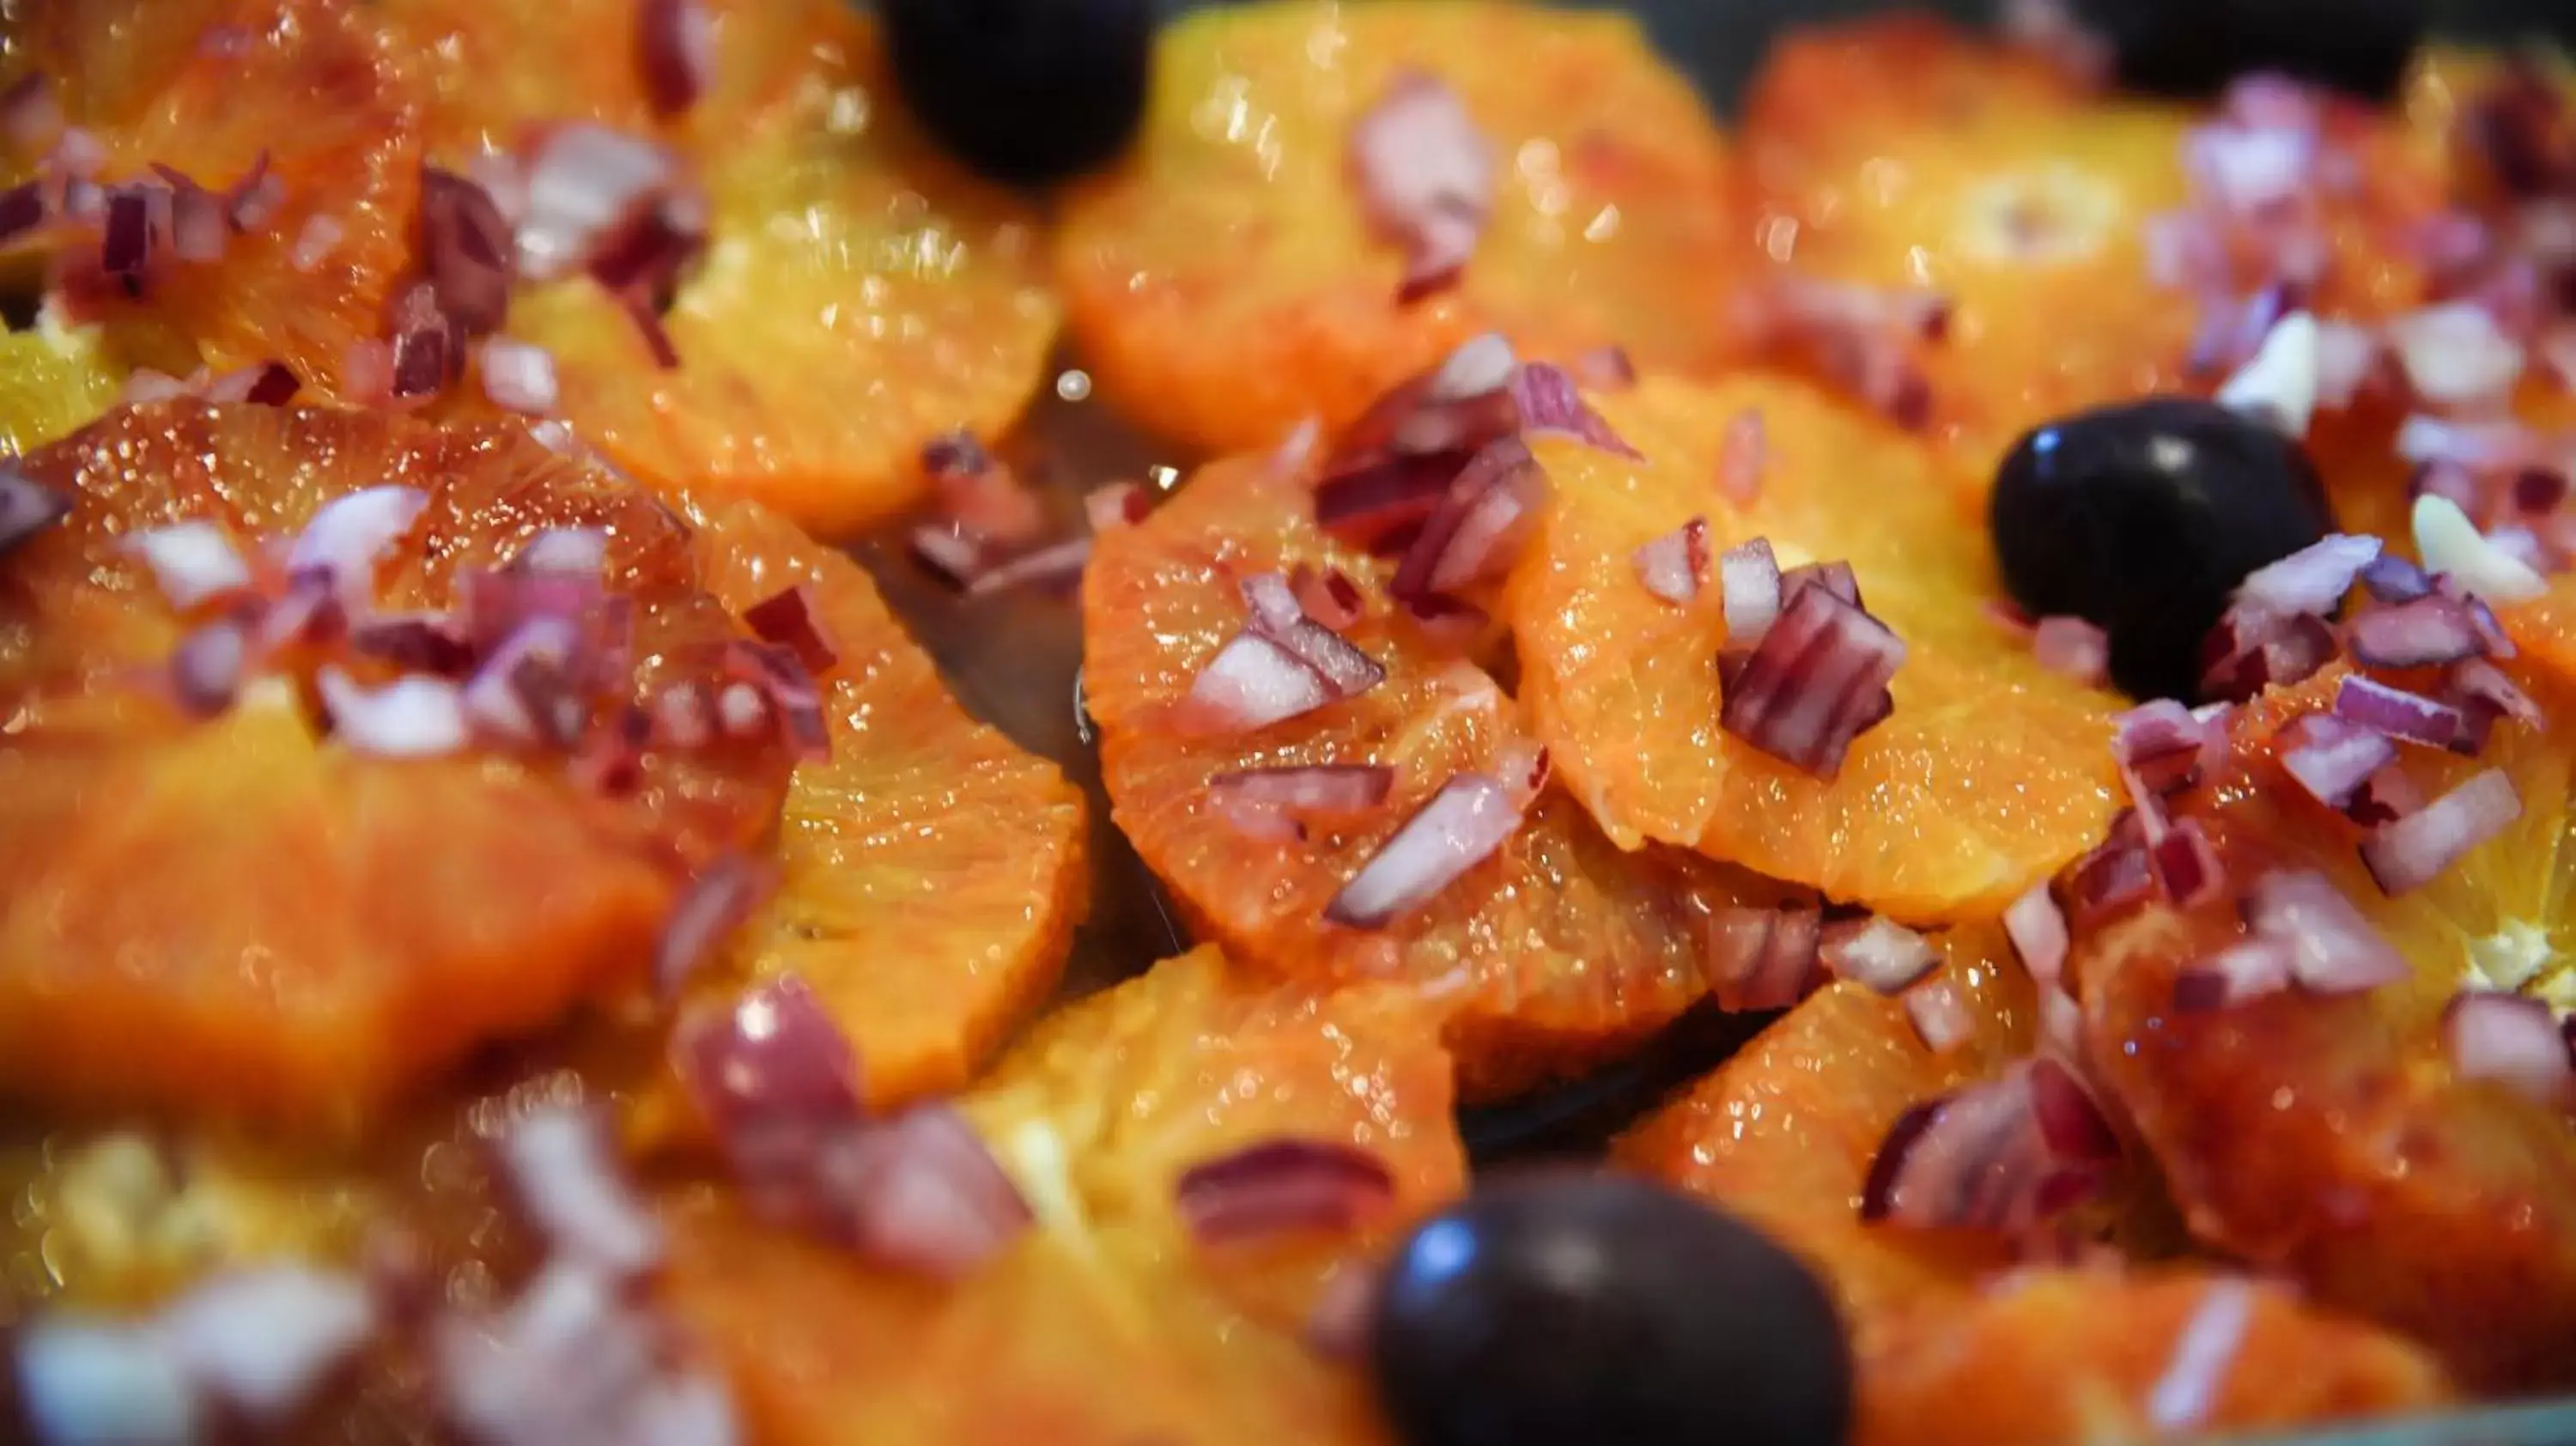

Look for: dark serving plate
[863,4,2576,1440]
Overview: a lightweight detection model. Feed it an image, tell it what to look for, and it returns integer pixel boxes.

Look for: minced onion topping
[2360,769,2523,896]
[1631,518,1710,605]
[1859,1057,2114,1234]
[1819,915,1940,995]
[1739,276,1946,429]
[1208,763,1394,842]
[1180,571,1386,735]
[2029,615,2109,685]
[1717,553,1907,779]
[1172,1139,1397,1243]
[2443,990,2576,1109]
[490,1105,665,1281]
[636,0,716,118]
[1346,71,1495,302]
[1323,769,1525,927]
[1702,903,1824,1012]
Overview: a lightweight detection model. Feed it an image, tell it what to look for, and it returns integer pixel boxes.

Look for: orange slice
[5,0,426,402]
[1618,927,2450,1442]
[0,319,118,453]
[2072,652,2576,1390]
[1053,0,1747,457]
[635,490,1086,1127]
[380,0,1061,538]
[1741,15,2443,498]
[1505,372,2122,920]
[666,945,1465,1446]
[0,401,792,1131]
[1081,447,1775,1098]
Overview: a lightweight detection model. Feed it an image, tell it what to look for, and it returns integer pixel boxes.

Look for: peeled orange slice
[1619,927,2450,1443]
[1741,15,2443,496]
[2073,651,2576,1390]
[1053,0,1747,456]
[666,945,1464,1446]
[641,491,1087,1122]
[380,0,1061,538]
[1082,449,1770,1098]
[4,0,426,402]
[0,319,118,453]
[1506,372,2122,921]
[0,401,793,1131]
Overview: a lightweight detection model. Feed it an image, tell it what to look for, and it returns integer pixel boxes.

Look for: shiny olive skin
[1990,397,2336,703]
[880,0,1153,187]
[2075,0,2428,100]
[1368,1172,1853,1446]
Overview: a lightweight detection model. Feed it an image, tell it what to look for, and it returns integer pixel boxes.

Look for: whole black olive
[880,0,1155,188]
[2074,0,2429,102]
[1989,397,2336,703]
[1368,1170,1852,1446]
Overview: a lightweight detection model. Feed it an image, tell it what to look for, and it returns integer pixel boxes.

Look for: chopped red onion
[2395,415,2537,471]
[513,123,686,283]
[1820,915,1940,994]
[2312,319,2380,408]
[655,854,775,998]
[169,619,249,717]
[2446,656,2543,744]
[1241,581,1386,700]
[1715,407,1767,506]
[737,587,833,677]
[2115,699,2217,796]
[1567,344,1637,392]
[1173,1139,1397,1243]
[2280,712,2398,808]
[2414,494,2548,605]
[1304,1267,1380,1360]
[1781,560,1862,611]
[385,280,463,401]
[491,1105,664,1280]
[1509,362,1642,460]
[480,337,559,415]
[2031,615,2109,685]
[289,484,428,600]
[2444,991,2573,1108]
[813,1105,1034,1279]
[2003,881,2069,990]
[1427,332,1518,402]
[2334,675,2464,749]
[1324,771,1523,927]
[2234,534,2380,619]
[1207,764,1394,841]
[153,1266,377,1425]
[167,176,226,264]
[1701,904,1823,1012]
[126,521,252,610]
[1904,979,1975,1054]
[2184,119,2316,215]
[1181,634,1336,734]
[2246,870,2409,990]
[226,152,286,234]
[2172,936,2297,1012]
[2344,763,2424,827]
[2200,607,2338,700]
[428,1259,735,1446]
[720,640,829,762]
[1861,1066,2070,1233]
[2385,301,2527,409]
[1314,452,1467,554]
[316,666,470,757]
[908,524,987,587]
[2145,1279,2257,1434]
[1347,70,1495,301]
[1289,564,1365,630]
[636,0,715,118]
[14,1321,207,1445]
[1718,583,1907,779]
[2360,769,2522,896]
[2358,552,2433,605]
[672,975,864,1139]
[963,537,1094,598]
[0,466,71,557]
[2345,592,2487,669]
[1631,518,1709,605]
[2215,311,2320,434]
[1390,436,1546,599]
[1719,537,1783,646]
[1084,482,1151,532]
[2149,818,2225,908]
[505,527,605,582]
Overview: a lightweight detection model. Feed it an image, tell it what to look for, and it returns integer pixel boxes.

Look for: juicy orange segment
[6,0,426,402]
[1741,15,2443,496]
[386,0,1061,538]
[642,492,1087,1121]
[0,319,119,453]
[1618,928,2450,1442]
[0,402,793,1131]
[1053,0,1747,457]
[1081,450,1772,1098]
[667,946,1464,1446]
[1506,373,2122,920]
[2073,660,2576,1390]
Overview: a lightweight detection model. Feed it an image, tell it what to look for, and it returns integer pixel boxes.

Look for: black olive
[880,0,1154,188]
[2073,0,2428,102]
[1368,1171,1852,1446]
[1989,397,2335,703]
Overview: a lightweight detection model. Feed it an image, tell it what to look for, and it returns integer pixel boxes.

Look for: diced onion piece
[169,619,249,717]
[742,585,838,674]
[419,167,514,337]
[428,1260,737,1446]
[1718,583,1906,779]
[1567,343,1636,392]
[1178,634,1333,734]
[636,0,715,118]
[1207,764,1394,841]
[2172,937,2297,1012]
[1391,436,1547,599]
[2200,608,2338,701]
[2246,870,2409,990]
[155,1267,376,1424]
[1084,482,1151,533]
[316,666,470,757]
[490,1106,663,1280]
[289,484,428,599]
[1718,537,1783,647]
[671,975,865,1134]
[480,337,559,415]
[2333,674,2463,749]
[1631,517,1709,605]
[2280,712,2397,808]
[2360,769,2522,896]
[2414,494,2547,605]
[1346,70,1494,301]
[1426,331,1517,402]
[513,123,684,283]
[2003,881,2069,990]
[1324,771,1523,927]
[1509,362,1643,459]
[656,854,775,1002]
[1313,453,1463,554]
[126,520,252,609]
[2114,699,2215,796]
[2385,301,2527,409]
[0,465,70,557]
[2030,615,2108,684]
[1819,915,1939,995]
[2358,552,2433,605]
[1701,905,1821,1012]
[2345,592,2488,669]
[2234,533,2380,619]
[2312,319,2380,408]
[1904,979,1975,1054]
[15,1321,207,1445]
[963,537,1093,598]
[1288,564,1364,630]
[2446,657,2544,750]
[2215,310,2320,435]
[1172,1139,1397,1243]
[2443,991,2573,1108]
[1860,1065,2082,1232]
[2344,763,2424,827]
[2145,1279,2258,1435]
